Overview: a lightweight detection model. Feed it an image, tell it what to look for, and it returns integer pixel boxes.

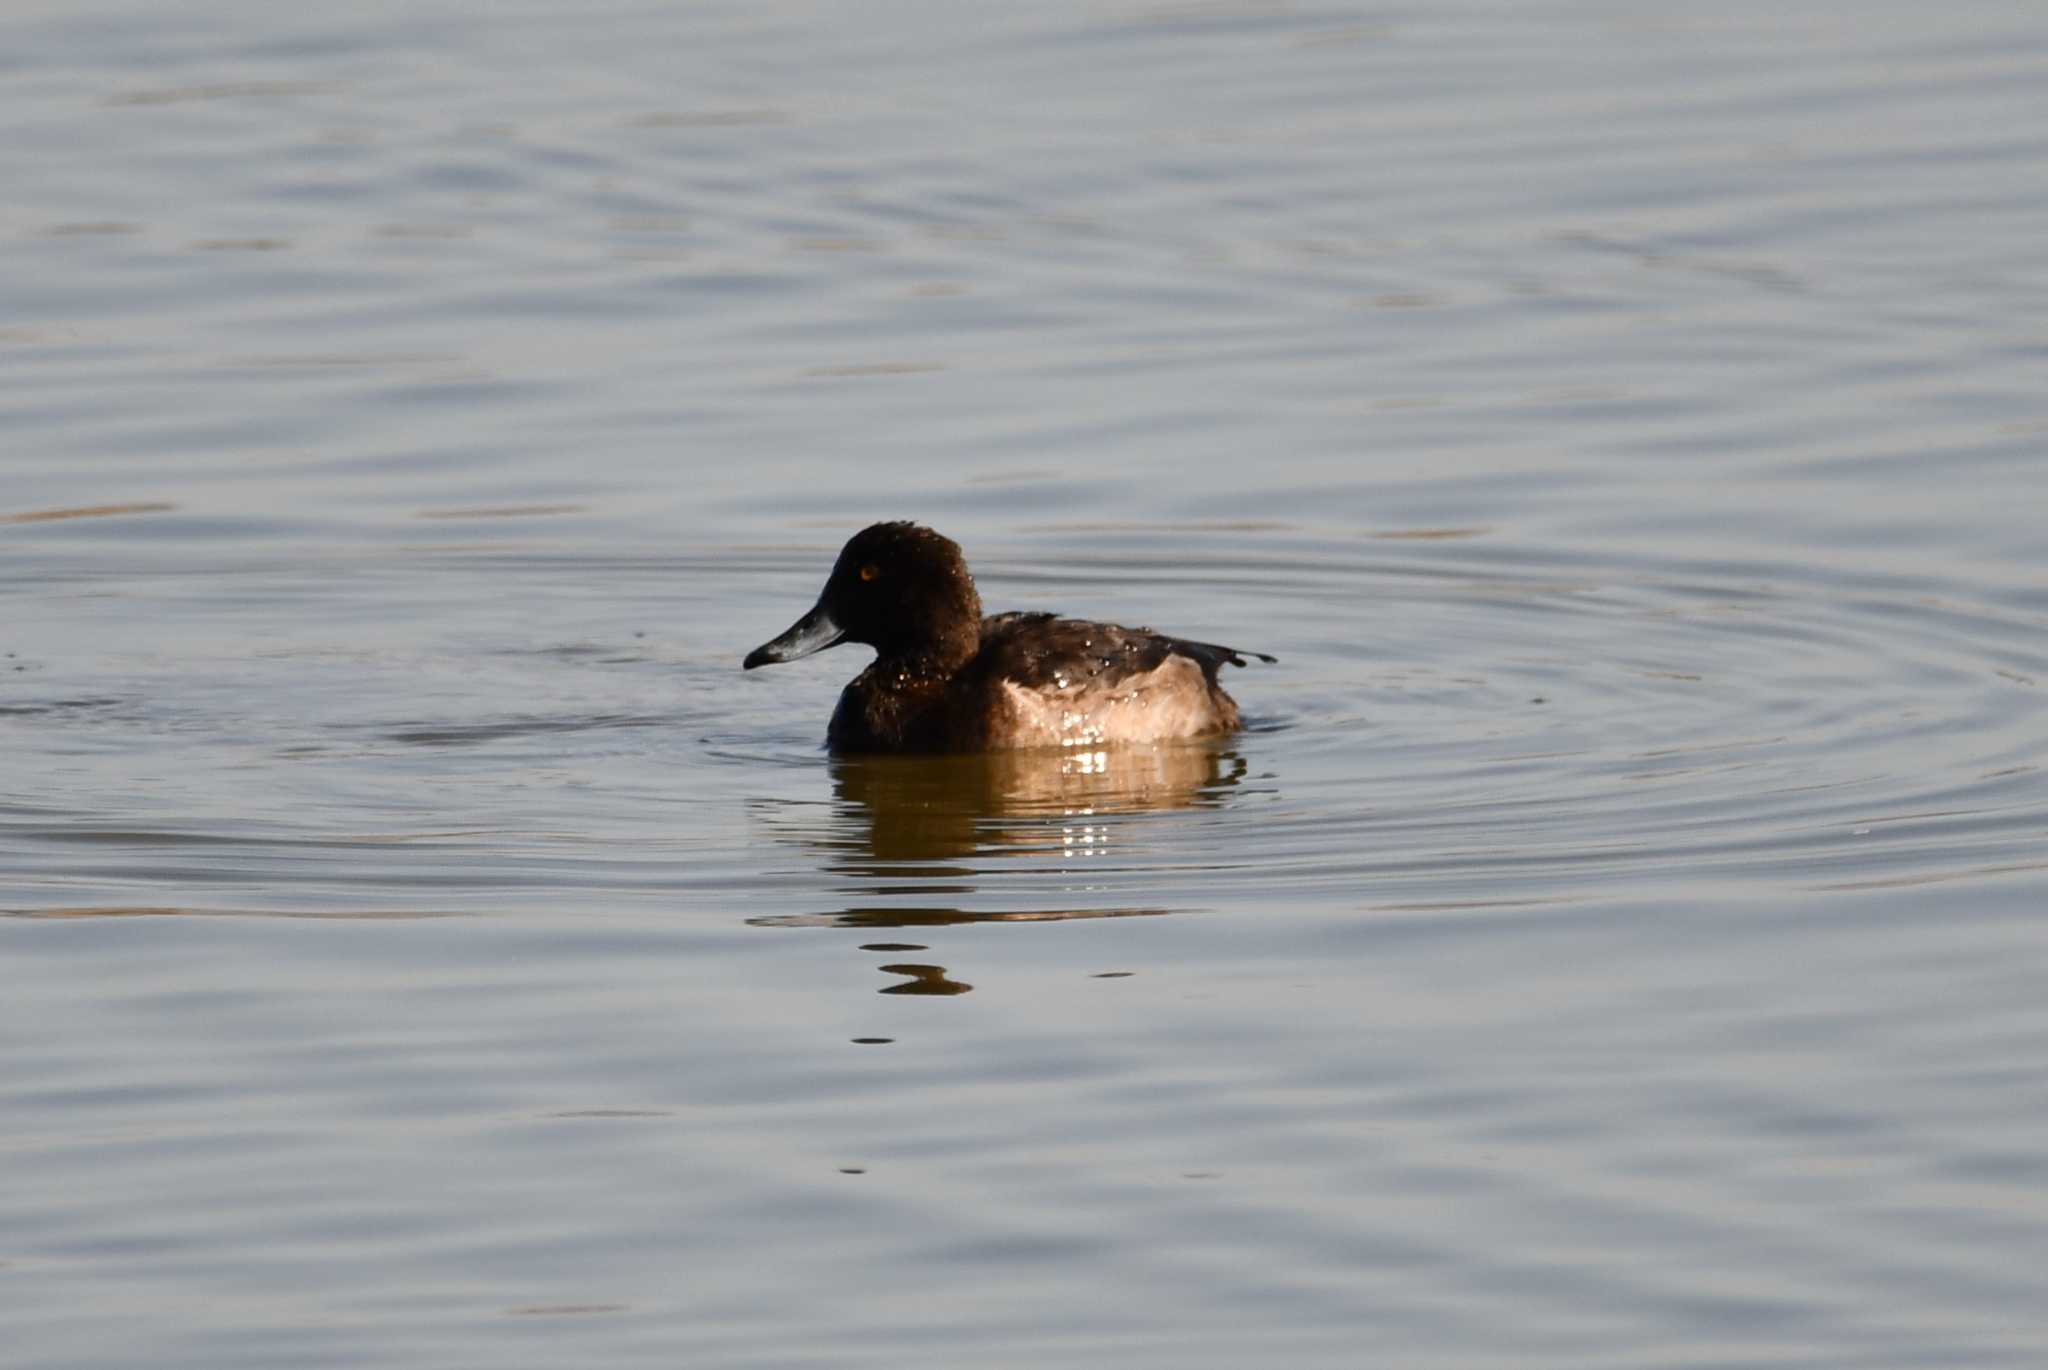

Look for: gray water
[5,2,2048,1366]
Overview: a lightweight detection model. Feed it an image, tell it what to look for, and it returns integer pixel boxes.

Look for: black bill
[743,601,846,669]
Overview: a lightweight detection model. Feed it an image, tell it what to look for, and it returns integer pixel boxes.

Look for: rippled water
[6,2,2048,1366]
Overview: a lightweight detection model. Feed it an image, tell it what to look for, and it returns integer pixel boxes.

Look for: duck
[743,521,1273,753]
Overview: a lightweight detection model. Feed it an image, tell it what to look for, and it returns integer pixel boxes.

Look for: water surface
[5,2,2047,1366]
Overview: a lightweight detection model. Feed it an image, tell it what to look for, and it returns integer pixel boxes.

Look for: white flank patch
[995,657,1230,747]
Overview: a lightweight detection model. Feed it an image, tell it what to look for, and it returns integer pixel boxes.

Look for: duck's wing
[1152,633,1279,675]
[978,613,1274,690]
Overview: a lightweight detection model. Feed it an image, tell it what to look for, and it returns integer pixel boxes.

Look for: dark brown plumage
[744,522,1272,753]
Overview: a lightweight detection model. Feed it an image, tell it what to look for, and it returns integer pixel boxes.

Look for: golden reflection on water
[0,501,176,525]
[875,962,973,996]
[828,742,1247,867]
[749,744,1248,994]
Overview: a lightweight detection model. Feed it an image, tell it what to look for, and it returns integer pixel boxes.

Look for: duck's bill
[743,602,846,669]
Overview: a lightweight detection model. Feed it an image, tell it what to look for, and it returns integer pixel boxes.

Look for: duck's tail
[1166,636,1277,677]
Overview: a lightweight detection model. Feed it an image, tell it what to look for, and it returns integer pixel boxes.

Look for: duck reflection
[875,962,973,995]
[829,742,1248,868]
[747,744,1251,992]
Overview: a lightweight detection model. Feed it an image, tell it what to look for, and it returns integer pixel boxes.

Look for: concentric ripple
[728,540,2048,925]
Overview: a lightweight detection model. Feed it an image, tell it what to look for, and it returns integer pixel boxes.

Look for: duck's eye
[859,563,880,582]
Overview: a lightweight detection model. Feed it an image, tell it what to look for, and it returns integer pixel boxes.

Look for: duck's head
[744,521,984,671]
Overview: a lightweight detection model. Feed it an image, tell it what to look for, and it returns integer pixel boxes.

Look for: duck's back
[969,612,1264,748]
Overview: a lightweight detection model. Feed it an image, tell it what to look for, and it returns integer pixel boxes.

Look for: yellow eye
[859,563,879,582]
